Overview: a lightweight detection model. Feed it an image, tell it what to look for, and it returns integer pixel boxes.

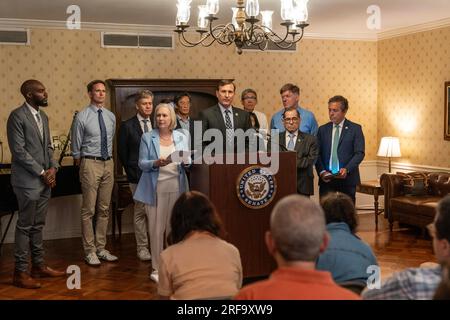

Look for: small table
[356,180,384,229]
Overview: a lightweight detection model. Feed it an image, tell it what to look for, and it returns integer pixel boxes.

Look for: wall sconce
[377,137,402,173]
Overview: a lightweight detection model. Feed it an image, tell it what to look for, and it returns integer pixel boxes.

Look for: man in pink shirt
[235,195,360,300]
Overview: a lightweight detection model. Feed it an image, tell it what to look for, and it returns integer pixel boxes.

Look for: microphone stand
[58,111,78,165]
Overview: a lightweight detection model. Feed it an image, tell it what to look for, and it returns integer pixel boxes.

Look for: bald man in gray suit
[7,79,65,289]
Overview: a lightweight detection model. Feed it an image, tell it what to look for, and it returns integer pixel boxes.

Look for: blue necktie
[287,133,295,151]
[98,109,108,159]
[331,124,340,174]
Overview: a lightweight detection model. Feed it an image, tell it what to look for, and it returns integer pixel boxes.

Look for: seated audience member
[434,262,450,300]
[316,192,378,285]
[158,191,243,300]
[234,195,360,300]
[363,195,450,300]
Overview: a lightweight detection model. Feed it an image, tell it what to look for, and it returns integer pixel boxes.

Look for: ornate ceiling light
[174,0,309,54]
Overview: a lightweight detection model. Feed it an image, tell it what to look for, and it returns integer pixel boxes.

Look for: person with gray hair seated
[234,194,359,300]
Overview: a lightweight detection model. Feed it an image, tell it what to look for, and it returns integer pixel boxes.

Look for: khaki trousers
[129,183,150,252]
[79,158,114,255]
[146,180,179,272]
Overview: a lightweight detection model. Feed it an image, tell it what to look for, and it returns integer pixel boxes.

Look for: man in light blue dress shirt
[71,80,118,266]
[270,83,318,136]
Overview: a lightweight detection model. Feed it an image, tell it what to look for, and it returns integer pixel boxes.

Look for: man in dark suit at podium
[199,80,251,154]
[315,95,365,203]
[7,79,65,289]
[118,90,153,261]
[273,107,318,197]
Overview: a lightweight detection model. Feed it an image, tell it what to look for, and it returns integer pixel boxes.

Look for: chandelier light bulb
[176,3,191,25]
[206,0,220,15]
[231,7,239,28]
[260,10,273,31]
[280,0,294,21]
[245,0,260,18]
[198,5,209,28]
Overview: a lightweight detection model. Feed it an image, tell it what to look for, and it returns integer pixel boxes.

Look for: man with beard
[7,79,65,289]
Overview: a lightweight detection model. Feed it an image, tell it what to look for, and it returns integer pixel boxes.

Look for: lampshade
[377,137,401,158]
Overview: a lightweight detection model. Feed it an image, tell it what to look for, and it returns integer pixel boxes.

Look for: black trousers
[319,180,356,204]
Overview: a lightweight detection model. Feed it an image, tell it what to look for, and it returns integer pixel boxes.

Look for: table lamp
[377,137,401,173]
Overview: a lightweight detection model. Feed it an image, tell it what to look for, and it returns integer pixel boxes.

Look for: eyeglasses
[243,96,257,100]
[427,223,437,238]
[283,117,299,123]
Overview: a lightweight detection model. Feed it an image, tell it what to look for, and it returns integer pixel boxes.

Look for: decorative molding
[378,17,450,40]
[0,18,174,35]
[2,17,450,42]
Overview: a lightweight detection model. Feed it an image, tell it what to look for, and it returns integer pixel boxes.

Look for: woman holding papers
[134,103,190,283]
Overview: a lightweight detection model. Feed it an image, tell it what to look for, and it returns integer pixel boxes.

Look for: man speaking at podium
[199,80,251,154]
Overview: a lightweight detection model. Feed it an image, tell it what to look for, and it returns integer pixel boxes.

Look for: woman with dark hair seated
[158,191,243,300]
[316,192,378,286]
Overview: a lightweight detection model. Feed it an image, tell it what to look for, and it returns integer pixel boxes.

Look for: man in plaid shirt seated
[362,195,450,300]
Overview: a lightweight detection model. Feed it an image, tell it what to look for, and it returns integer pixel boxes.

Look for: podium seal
[236,166,277,209]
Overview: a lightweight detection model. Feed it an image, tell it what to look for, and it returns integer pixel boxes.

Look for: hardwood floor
[0,212,434,300]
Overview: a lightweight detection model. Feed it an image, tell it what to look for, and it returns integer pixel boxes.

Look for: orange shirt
[235,266,360,300]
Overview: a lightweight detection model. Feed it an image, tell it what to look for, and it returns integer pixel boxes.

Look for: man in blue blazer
[118,90,153,261]
[315,96,365,203]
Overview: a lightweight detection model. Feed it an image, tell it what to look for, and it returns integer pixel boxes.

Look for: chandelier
[174,0,310,54]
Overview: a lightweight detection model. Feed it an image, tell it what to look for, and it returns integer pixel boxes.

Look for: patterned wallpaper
[1,28,379,162]
[378,26,450,168]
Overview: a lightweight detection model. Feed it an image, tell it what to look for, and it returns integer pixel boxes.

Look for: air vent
[0,29,29,45]
[101,32,173,49]
[242,41,296,52]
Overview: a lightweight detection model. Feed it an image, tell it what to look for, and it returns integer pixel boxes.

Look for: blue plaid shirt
[362,266,441,300]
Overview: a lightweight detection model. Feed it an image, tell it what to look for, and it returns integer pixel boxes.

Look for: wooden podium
[190,152,297,278]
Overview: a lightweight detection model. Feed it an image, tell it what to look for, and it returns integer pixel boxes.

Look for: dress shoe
[31,265,66,278]
[13,270,41,289]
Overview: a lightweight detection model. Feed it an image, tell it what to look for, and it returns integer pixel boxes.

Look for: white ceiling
[1,0,450,38]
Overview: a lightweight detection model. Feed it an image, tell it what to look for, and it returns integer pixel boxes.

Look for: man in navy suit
[118,90,153,261]
[315,95,365,203]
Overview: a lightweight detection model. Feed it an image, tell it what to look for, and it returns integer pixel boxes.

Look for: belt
[82,156,112,161]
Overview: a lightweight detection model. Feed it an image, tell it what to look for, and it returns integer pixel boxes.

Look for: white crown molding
[0,18,175,34]
[303,32,377,42]
[378,17,450,40]
[2,17,450,42]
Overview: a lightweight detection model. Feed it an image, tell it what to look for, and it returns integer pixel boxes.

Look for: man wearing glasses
[241,88,268,134]
[269,107,318,197]
[362,195,450,300]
